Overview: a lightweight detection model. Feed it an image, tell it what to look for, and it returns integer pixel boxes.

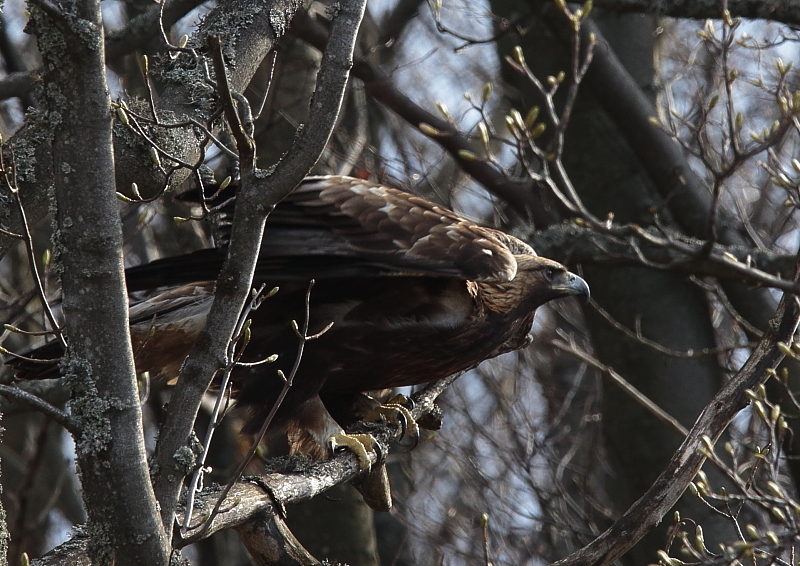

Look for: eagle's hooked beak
[552,271,590,304]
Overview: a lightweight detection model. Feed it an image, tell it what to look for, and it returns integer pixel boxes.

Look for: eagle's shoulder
[281,176,534,282]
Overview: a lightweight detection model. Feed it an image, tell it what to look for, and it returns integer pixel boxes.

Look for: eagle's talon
[407,425,420,450]
[395,409,408,438]
[328,432,378,472]
[387,393,414,410]
[366,399,419,446]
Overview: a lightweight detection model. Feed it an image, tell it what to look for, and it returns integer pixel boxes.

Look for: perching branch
[33,373,455,566]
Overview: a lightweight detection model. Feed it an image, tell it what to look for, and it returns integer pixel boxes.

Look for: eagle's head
[476,255,589,314]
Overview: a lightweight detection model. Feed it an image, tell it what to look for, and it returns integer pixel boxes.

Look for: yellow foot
[328,432,379,471]
[366,394,420,447]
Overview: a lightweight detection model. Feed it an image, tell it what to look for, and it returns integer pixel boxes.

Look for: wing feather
[278,176,530,282]
[168,175,537,284]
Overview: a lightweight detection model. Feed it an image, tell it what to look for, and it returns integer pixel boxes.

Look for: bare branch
[592,0,800,25]
[0,384,79,434]
[551,260,800,566]
[151,0,368,537]
[33,373,457,565]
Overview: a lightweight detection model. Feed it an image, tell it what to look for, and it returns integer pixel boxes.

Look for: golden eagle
[10,176,589,504]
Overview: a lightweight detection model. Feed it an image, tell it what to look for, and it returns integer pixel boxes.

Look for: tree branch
[151,0,368,537]
[551,258,800,566]
[31,0,170,563]
[530,222,798,292]
[593,0,800,25]
[33,374,455,566]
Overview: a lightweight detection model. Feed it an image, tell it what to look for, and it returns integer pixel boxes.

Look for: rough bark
[31,0,170,562]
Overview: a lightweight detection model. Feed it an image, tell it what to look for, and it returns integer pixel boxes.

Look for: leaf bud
[482,82,493,103]
[525,106,540,128]
[771,506,787,523]
[770,403,781,423]
[694,525,704,551]
[477,122,489,145]
[753,400,767,421]
[530,123,547,139]
[767,481,783,497]
[418,123,440,136]
[149,147,162,168]
[513,46,525,65]
[116,107,129,125]
[723,10,733,26]
[510,109,525,131]
[505,115,517,135]
[745,524,759,540]
[457,149,478,162]
[766,530,779,545]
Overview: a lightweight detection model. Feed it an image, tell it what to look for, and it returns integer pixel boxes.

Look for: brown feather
[8,176,589,467]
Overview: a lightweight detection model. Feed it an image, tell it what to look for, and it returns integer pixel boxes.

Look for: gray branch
[531,223,797,291]
[594,0,800,25]
[33,375,452,566]
[31,0,170,562]
[150,0,368,537]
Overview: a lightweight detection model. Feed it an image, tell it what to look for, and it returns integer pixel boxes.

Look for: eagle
[9,176,589,507]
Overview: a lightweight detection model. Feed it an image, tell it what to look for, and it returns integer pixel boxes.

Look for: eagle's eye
[544,268,555,281]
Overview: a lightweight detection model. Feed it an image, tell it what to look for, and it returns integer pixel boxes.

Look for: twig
[0,384,80,434]
[181,284,269,533]
[181,280,331,544]
[1,147,66,350]
[552,336,689,438]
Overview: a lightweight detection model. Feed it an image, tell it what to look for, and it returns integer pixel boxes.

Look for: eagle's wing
[128,177,535,290]
[266,177,535,280]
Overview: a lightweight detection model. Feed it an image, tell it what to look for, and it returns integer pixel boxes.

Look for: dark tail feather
[5,340,64,380]
[125,248,226,291]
